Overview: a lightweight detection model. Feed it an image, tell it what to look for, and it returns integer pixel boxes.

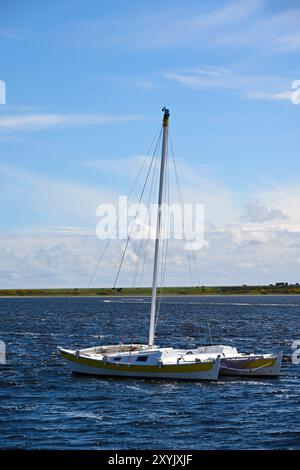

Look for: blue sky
[1,0,300,287]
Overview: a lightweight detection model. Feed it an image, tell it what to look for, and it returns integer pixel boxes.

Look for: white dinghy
[195,345,282,377]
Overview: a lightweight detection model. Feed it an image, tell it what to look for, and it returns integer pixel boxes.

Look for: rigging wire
[138,136,162,287]
[207,320,214,346]
[87,124,162,288]
[131,136,161,288]
[113,128,163,289]
[155,140,170,331]
[169,133,201,286]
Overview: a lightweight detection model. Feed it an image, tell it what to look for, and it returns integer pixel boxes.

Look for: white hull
[65,358,219,380]
[59,346,221,381]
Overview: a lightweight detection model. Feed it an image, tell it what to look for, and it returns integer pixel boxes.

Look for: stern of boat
[220,351,282,377]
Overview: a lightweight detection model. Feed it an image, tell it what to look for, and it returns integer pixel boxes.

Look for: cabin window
[136,355,148,362]
[113,356,122,361]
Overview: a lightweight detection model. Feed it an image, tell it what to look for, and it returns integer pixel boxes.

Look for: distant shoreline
[0,294,299,299]
[1,285,300,297]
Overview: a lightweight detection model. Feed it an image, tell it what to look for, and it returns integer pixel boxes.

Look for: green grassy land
[1,285,300,297]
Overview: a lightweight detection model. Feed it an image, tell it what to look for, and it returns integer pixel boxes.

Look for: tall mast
[148,107,170,347]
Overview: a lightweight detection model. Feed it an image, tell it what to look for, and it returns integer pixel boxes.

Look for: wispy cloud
[218,7,300,53]
[0,113,141,131]
[0,162,115,227]
[82,154,239,227]
[245,90,294,101]
[62,1,300,55]
[278,32,300,52]
[83,155,148,176]
[162,65,294,102]
[63,0,262,51]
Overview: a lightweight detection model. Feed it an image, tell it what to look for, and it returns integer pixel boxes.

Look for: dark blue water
[0,295,300,449]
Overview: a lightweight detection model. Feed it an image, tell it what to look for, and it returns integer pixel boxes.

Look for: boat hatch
[136,355,148,362]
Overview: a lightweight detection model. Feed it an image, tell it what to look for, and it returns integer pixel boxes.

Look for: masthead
[162,107,170,127]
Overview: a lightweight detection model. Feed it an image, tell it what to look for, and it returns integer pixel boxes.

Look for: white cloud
[83,155,149,176]
[2,160,300,287]
[162,65,294,102]
[62,1,300,57]
[0,157,236,287]
[0,224,293,289]
[258,186,300,232]
[63,0,262,51]
[215,7,300,53]
[0,113,141,131]
[2,204,300,288]
[229,226,275,246]
[0,162,116,227]
[278,33,300,51]
[34,226,95,236]
[245,90,294,101]
[85,154,240,228]
[241,199,289,223]
[0,232,96,288]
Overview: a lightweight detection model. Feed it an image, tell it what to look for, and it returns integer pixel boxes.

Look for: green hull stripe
[60,350,214,373]
[242,358,276,369]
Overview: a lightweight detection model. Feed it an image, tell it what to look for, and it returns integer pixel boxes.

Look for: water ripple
[0,295,300,449]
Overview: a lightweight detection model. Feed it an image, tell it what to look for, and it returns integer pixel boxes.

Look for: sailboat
[59,108,221,381]
[59,107,282,380]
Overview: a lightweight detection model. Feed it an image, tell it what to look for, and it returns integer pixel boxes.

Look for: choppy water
[0,295,300,449]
